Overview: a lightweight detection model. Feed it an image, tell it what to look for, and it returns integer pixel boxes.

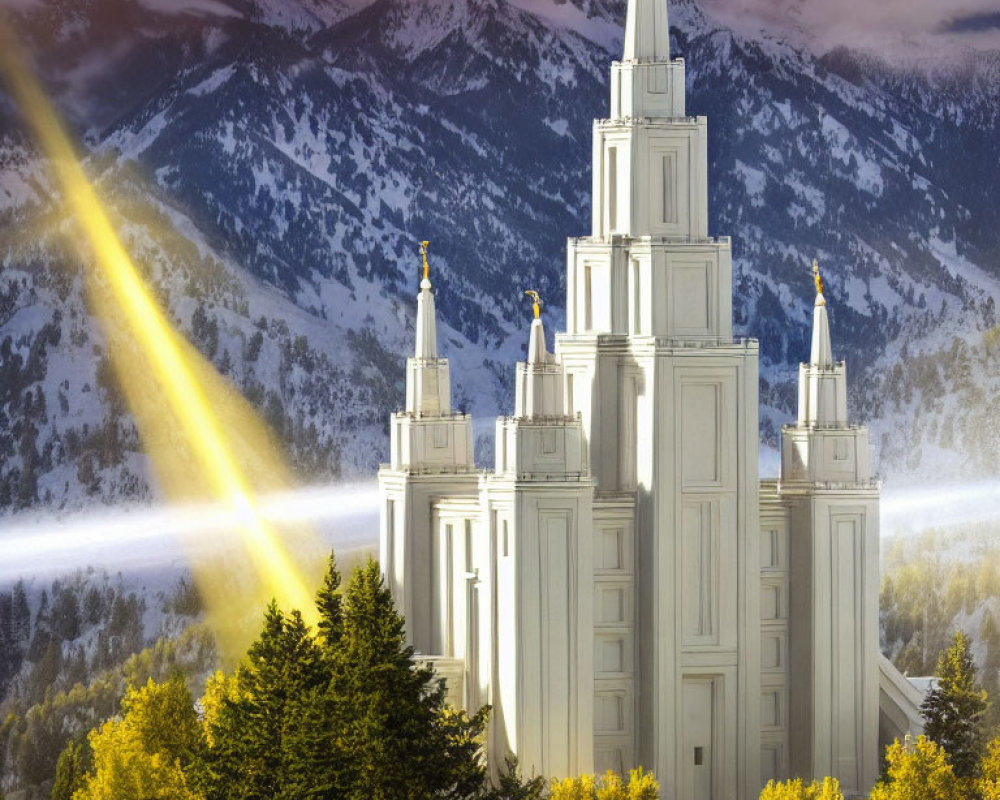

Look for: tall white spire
[623,0,670,61]
[405,241,451,416]
[809,260,833,367]
[415,242,438,359]
[796,261,848,428]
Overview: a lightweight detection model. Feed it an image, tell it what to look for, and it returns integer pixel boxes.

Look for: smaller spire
[524,290,547,365]
[515,290,564,419]
[813,259,825,307]
[809,260,833,367]
[415,240,437,359]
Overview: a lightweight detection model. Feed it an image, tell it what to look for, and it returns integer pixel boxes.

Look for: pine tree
[203,604,327,800]
[51,587,81,642]
[12,579,30,648]
[329,560,488,800]
[51,738,90,800]
[28,589,51,663]
[314,550,343,650]
[483,757,546,800]
[922,630,989,777]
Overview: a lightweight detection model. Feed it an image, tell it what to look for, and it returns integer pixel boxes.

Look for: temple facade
[377,2,922,797]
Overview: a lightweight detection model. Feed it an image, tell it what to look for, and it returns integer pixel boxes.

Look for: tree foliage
[869,736,965,800]
[483,757,545,800]
[74,676,204,800]
[202,556,488,800]
[980,735,1000,800]
[50,738,90,800]
[759,777,843,800]
[922,630,989,777]
[548,768,658,800]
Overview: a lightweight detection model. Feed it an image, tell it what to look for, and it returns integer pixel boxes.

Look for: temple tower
[484,296,596,779]
[780,266,880,797]
[555,0,761,795]
[379,243,477,654]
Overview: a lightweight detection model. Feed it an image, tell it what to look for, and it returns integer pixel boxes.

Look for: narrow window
[464,520,474,574]
[542,429,557,454]
[607,147,618,232]
[662,155,676,224]
[631,259,642,334]
[585,265,594,331]
[433,423,448,449]
[650,64,668,94]
[385,499,396,593]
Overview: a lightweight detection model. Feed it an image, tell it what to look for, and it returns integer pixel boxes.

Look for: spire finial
[525,290,542,320]
[421,240,431,281]
[812,259,826,307]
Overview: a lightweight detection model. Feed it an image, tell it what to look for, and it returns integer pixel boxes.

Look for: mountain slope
[0,0,998,512]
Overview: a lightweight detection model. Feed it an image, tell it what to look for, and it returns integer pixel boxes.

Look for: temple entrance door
[683,679,715,800]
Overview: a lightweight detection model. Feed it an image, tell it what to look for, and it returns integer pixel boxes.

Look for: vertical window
[542,429,557,454]
[631,259,642,335]
[650,64,668,94]
[662,154,676,224]
[433,423,448,449]
[385,499,396,590]
[585,265,594,331]
[607,146,618,232]
[464,520,474,574]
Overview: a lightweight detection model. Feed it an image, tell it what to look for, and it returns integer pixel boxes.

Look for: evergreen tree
[328,560,487,800]
[922,630,989,777]
[483,757,545,800]
[314,551,343,650]
[203,604,327,800]
[28,589,52,663]
[51,738,90,800]
[12,579,30,647]
[0,592,14,688]
[83,587,103,626]
[51,587,81,642]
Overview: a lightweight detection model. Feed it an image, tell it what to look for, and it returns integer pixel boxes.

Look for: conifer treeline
[54,557,518,800]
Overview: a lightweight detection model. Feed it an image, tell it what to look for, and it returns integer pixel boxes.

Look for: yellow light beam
[0,18,318,631]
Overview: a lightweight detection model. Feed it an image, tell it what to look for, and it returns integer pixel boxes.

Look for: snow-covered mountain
[0,0,999,512]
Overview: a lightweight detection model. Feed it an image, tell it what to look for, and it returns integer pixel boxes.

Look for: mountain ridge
[0,0,998,514]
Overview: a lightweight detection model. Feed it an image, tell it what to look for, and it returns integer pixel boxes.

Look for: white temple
[377,2,924,797]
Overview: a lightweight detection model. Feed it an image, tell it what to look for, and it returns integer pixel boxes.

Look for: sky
[700,0,1000,59]
[1,0,999,61]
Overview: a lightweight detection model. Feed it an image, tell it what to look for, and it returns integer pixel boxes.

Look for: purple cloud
[699,0,1000,59]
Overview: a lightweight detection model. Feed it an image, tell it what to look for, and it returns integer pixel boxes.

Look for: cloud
[135,0,241,16]
[699,0,1000,58]
[942,11,1000,33]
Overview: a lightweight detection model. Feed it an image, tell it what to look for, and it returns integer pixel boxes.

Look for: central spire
[623,0,670,61]
[809,260,833,367]
[415,240,437,359]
